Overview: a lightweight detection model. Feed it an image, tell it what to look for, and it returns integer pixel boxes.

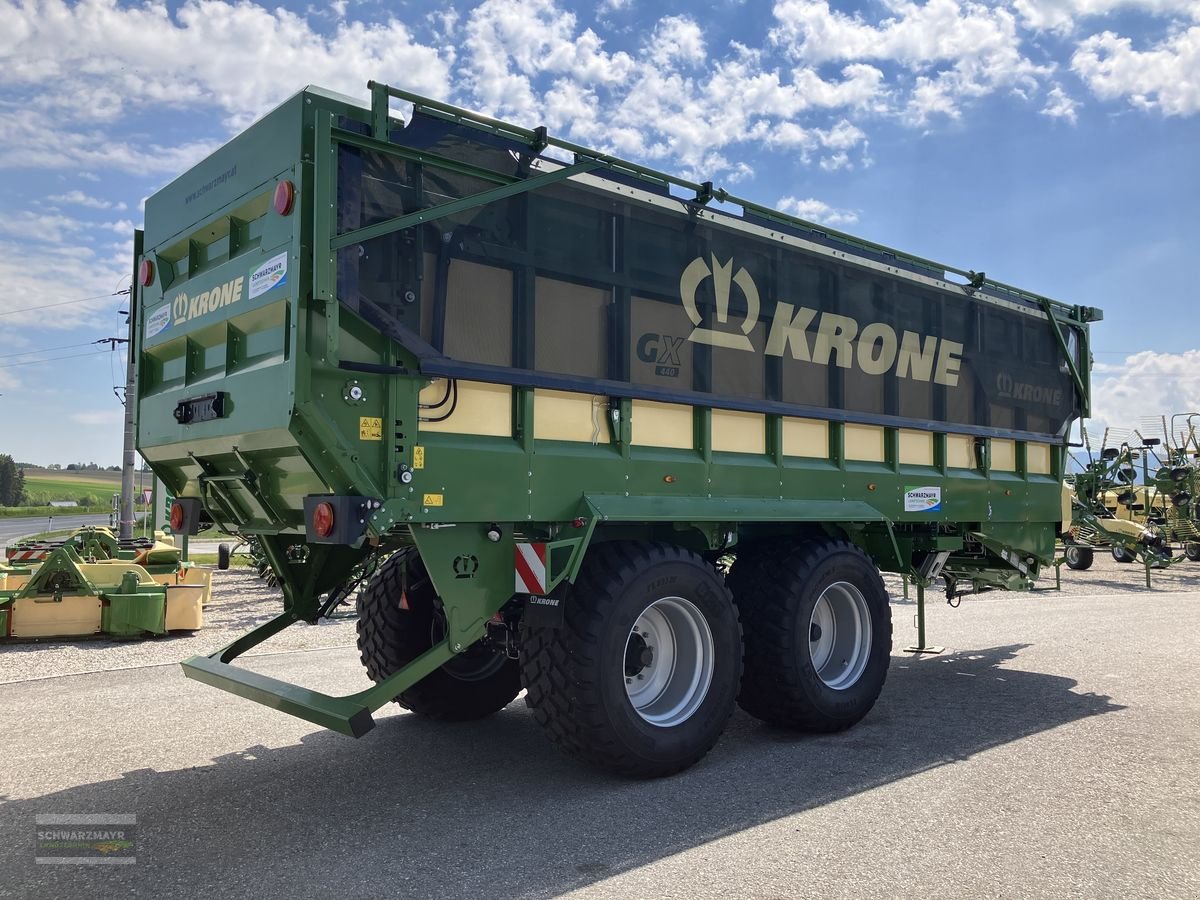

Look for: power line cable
[0,288,131,318]
[0,349,111,370]
[0,340,101,360]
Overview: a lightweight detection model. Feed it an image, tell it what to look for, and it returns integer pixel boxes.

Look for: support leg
[904,580,944,654]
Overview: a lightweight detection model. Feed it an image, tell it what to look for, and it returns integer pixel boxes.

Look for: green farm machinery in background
[133,82,1099,776]
[1064,416,1200,571]
[0,527,210,640]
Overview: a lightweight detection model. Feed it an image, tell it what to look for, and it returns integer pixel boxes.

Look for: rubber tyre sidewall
[590,557,742,774]
[1064,546,1093,570]
[217,543,231,571]
[1112,545,1134,564]
[357,551,520,721]
[783,551,890,727]
[1186,543,1200,562]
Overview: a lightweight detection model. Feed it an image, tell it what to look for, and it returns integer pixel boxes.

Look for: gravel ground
[4,551,1199,685]
[0,567,356,685]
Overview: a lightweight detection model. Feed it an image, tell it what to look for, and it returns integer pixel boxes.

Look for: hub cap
[808,581,872,690]
[624,596,715,727]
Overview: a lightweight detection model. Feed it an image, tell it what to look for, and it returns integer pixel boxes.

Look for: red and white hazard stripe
[6,549,45,562]
[514,542,547,595]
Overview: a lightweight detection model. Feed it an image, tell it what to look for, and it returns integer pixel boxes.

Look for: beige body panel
[991,439,1017,472]
[165,585,205,630]
[845,424,885,462]
[782,418,828,458]
[418,381,513,436]
[711,410,766,454]
[947,435,975,469]
[632,400,694,449]
[10,595,102,638]
[1028,443,1052,475]
[534,390,608,443]
[898,430,934,465]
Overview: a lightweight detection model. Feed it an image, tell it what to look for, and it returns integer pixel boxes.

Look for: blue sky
[0,0,1197,464]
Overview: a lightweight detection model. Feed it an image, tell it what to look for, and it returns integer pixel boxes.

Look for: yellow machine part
[9,595,103,638]
[1100,486,1165,523]
[1096,517,1150,541]
[165,584,205,630]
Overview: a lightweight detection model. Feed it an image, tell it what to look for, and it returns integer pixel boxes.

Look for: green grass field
[21,468,124,507]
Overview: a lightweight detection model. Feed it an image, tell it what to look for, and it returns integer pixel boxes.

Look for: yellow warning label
[359,417,383,441]
[422,493,444,507]
[412,446,425,469]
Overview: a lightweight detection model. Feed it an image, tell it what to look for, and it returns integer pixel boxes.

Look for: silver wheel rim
[1066,546,1081,564]
[624,596,715,727]
[808,581,872,691]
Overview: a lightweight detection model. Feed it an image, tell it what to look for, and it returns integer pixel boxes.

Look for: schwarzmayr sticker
[144,304,171,339]
[248,251,288,299]
[904,486,942,513]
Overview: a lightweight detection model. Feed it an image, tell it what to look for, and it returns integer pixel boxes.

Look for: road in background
[0,513,148,547]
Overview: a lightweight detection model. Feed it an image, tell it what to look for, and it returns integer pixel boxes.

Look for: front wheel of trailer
[357,550,521,721]
[520,542,742,778]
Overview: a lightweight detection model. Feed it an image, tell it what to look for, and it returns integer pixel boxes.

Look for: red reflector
[139,258,155,287]
[313,501,335,538]
[273,180,295,216]
[169,501,185,531]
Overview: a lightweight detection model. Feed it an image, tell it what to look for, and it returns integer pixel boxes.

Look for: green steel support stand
[901,575,909,601]
[182,610,457,737]
[904,579,944,654]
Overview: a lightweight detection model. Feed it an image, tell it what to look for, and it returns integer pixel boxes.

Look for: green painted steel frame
[130,81,1100,736]
[181,611,454,737]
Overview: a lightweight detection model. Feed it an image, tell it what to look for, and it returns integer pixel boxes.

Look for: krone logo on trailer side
[677,254,964,387]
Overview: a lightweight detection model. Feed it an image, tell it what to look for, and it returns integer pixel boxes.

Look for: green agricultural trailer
[134,82,1100,776]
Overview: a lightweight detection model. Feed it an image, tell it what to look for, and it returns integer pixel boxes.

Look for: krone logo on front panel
[679,254,760,351]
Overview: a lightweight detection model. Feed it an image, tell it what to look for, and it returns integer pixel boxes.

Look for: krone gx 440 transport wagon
[134,83,1100,776]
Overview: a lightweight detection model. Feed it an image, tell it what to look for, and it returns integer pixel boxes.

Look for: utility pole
[118,230,143,540]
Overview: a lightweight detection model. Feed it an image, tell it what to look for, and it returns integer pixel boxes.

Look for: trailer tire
[217,543,231,571]
[520,542,741,778]
[1112,545,1136,564]
[1064,545,1094,570]
[356,550,520,721]
[731,538,891,732]
[1186,543,1200,562]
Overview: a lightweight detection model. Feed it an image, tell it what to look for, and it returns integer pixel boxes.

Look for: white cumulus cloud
[777,196,861,227]
[1090,350,1200,438]
[1072,26,1200,115]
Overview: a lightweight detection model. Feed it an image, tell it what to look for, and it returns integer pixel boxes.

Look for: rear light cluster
[139,258,155,287]
[312,501,335,538]
[303,495,381,544]
[273,180,295,216]
[170,500,185,531]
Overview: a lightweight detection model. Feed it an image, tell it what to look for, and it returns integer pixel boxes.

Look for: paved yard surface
[1,557,1198,899]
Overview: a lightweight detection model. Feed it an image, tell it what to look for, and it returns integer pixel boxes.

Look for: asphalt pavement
[1,559,1198,899]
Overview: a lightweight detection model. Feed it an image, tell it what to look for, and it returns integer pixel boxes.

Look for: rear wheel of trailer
[520,542,742,778]
[729,538,891,731]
